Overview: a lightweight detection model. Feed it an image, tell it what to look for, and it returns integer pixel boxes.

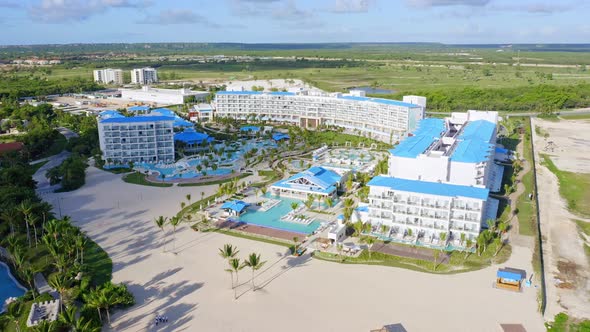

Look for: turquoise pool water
[136,162,231,180]
[0,262,25,311]
[239,197,321,235]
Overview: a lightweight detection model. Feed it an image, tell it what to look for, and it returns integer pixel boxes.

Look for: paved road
[57,126,79,140]
[33,150,71,194]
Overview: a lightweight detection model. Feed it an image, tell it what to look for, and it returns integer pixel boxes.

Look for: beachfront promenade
[39,166,545,332]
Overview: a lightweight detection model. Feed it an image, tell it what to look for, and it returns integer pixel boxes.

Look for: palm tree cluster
[154,215,182,253]
[475,219,508,257]
[217,178,246,199]
[218,244,267,299]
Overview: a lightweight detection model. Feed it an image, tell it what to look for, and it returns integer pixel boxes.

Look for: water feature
[0,262,26,312]
[239,196,321,234]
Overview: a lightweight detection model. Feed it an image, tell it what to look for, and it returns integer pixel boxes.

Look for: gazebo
[221,200,250,216]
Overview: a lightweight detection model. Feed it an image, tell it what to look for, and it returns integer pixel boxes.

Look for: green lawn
[122,172,173,187]
[28,160,48,174]
[559,113,590,120]
[541,154,590,217]
[209,228,292,248]
[313,240,511,275]
[516,119,537,236]
[177,173,250,187]
[546,312,590,332]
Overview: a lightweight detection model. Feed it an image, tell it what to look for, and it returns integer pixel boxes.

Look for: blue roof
[174,128,212,145]
[355,206,369,212]
[240,126,260,132]
[338,95,420,108]
[151,108,175,116]
[268,91,295,96]
[272,133,290,141]
[271,166,342,194]
[495,147,509,154]
[221,200,250,213]
[151,108,193,128]
[128,105,150,111]
[452,120,496,163]
[100,116,174,124]
[497,269,525,281]
[390,118,446,158]
[367,176,489,200]
[99,110,124,119]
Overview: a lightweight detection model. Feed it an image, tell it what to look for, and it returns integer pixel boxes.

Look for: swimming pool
[136,162,232,181]
[239,197,321,235]
[0,262,25,312]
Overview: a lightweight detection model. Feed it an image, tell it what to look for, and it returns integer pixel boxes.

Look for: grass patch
[541,154,590,217]
[209,228,292,248]
[177,173,250,187]
[515,118,536,236]
[122,172,173,187]
[313,240,511,274]
[84,237,113,287]
[101,166,132,174]
[559,113,590,120]
[546,312,590,332]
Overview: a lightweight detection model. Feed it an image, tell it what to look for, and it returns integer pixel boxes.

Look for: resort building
[93,68,124,85]
[131,67,158,85]
[366,110,503,247]
[121,86,209,105]
[270,166,349,200]
[214,89,426,144]
[188,104,214,122]
[98,116,175,165]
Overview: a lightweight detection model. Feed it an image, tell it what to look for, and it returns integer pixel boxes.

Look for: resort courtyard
[40,166,546,332]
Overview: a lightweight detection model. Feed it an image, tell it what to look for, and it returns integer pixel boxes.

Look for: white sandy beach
[41,167,545,332]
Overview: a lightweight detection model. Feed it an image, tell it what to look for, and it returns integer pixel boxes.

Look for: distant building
[98,116,175,165]
[131,67,158,85]
[214,89,426,144]
[93,69,124,85]
[365,111,503,248]
[121,86,208,105]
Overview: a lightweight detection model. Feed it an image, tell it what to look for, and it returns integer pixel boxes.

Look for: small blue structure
[128,105,150,112]
[272,133,290,141]
[174,128,213,146]
[240,126,260,133]
[270,166,345,198]
[221,200,250,216]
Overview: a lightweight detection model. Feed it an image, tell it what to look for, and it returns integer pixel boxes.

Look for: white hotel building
[131,67,158,85]
[214,90,426,143]
[98,116,175,165]
[366,111,503,247]
[121,86,209,105]
[93,68,124,85]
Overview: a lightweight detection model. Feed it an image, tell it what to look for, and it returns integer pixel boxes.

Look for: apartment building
[131,67,158,85]
[214,90,426,144]
[93,68,124,85]
[366,111,502,248]
[98,116,175,165]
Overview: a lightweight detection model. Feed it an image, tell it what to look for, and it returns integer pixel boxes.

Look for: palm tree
[1,208,18,235]
[169,216,181,252]
[83,290,102,322]
[201,191,205,201]
[100,289,120,326]
[1,301,22,332]
[497,221,508,235]
[58,305,77,330]
[459,233,466,246]
[260,187,267,196]
[433,251,440,271]
[20,266,38,301]
[226,258,244,296]
[290,202,299,212]
[17,200,34,247]
[154,216,168,252]
[493,237,503,256]
[292,237,299,255]
[180,201,186,210]
[219,244,239,261]
[336,243,344,261]
[49,274,70,312]
[324,196,333,209]
[353,221,364,237]
[440,232,447,245]
[31,320,56,332]
[486,219,496,233]
[186,194,191,205]
[464,239,473,259]
[243,253,266,291]
[73,316,100,332]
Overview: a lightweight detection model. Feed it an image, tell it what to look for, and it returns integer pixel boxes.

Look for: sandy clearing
[533,118,590,174]
[531,118,590,320]
[41,166,545,332]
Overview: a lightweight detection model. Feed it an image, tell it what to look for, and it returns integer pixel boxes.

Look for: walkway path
[32,150,71,195]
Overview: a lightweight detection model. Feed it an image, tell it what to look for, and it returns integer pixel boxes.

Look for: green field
[541,154,590,217]
[515,118,537,236]
[122,172,173,187]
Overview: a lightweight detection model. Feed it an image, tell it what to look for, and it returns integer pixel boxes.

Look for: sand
[39,166,545,332]
[531,118,590,319]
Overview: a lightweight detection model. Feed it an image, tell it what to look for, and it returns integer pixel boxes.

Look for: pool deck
[215,219,305,241]
[145,171,244,184]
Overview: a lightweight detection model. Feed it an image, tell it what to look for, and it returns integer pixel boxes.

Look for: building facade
[366,111,502,248]
[214,90,426,144]
[270,166,348,200]
[131,67,158,85]
[93,69,124,85]
[98,116,175,165]
[120,86,208,105]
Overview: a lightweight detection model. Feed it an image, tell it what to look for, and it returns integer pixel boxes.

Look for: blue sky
[0,0,588,45]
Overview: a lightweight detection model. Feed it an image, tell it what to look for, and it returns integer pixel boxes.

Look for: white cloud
[137,9,219,26]
[406,0,490,7]
[29,0,151,23]
[330,0,374,13]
